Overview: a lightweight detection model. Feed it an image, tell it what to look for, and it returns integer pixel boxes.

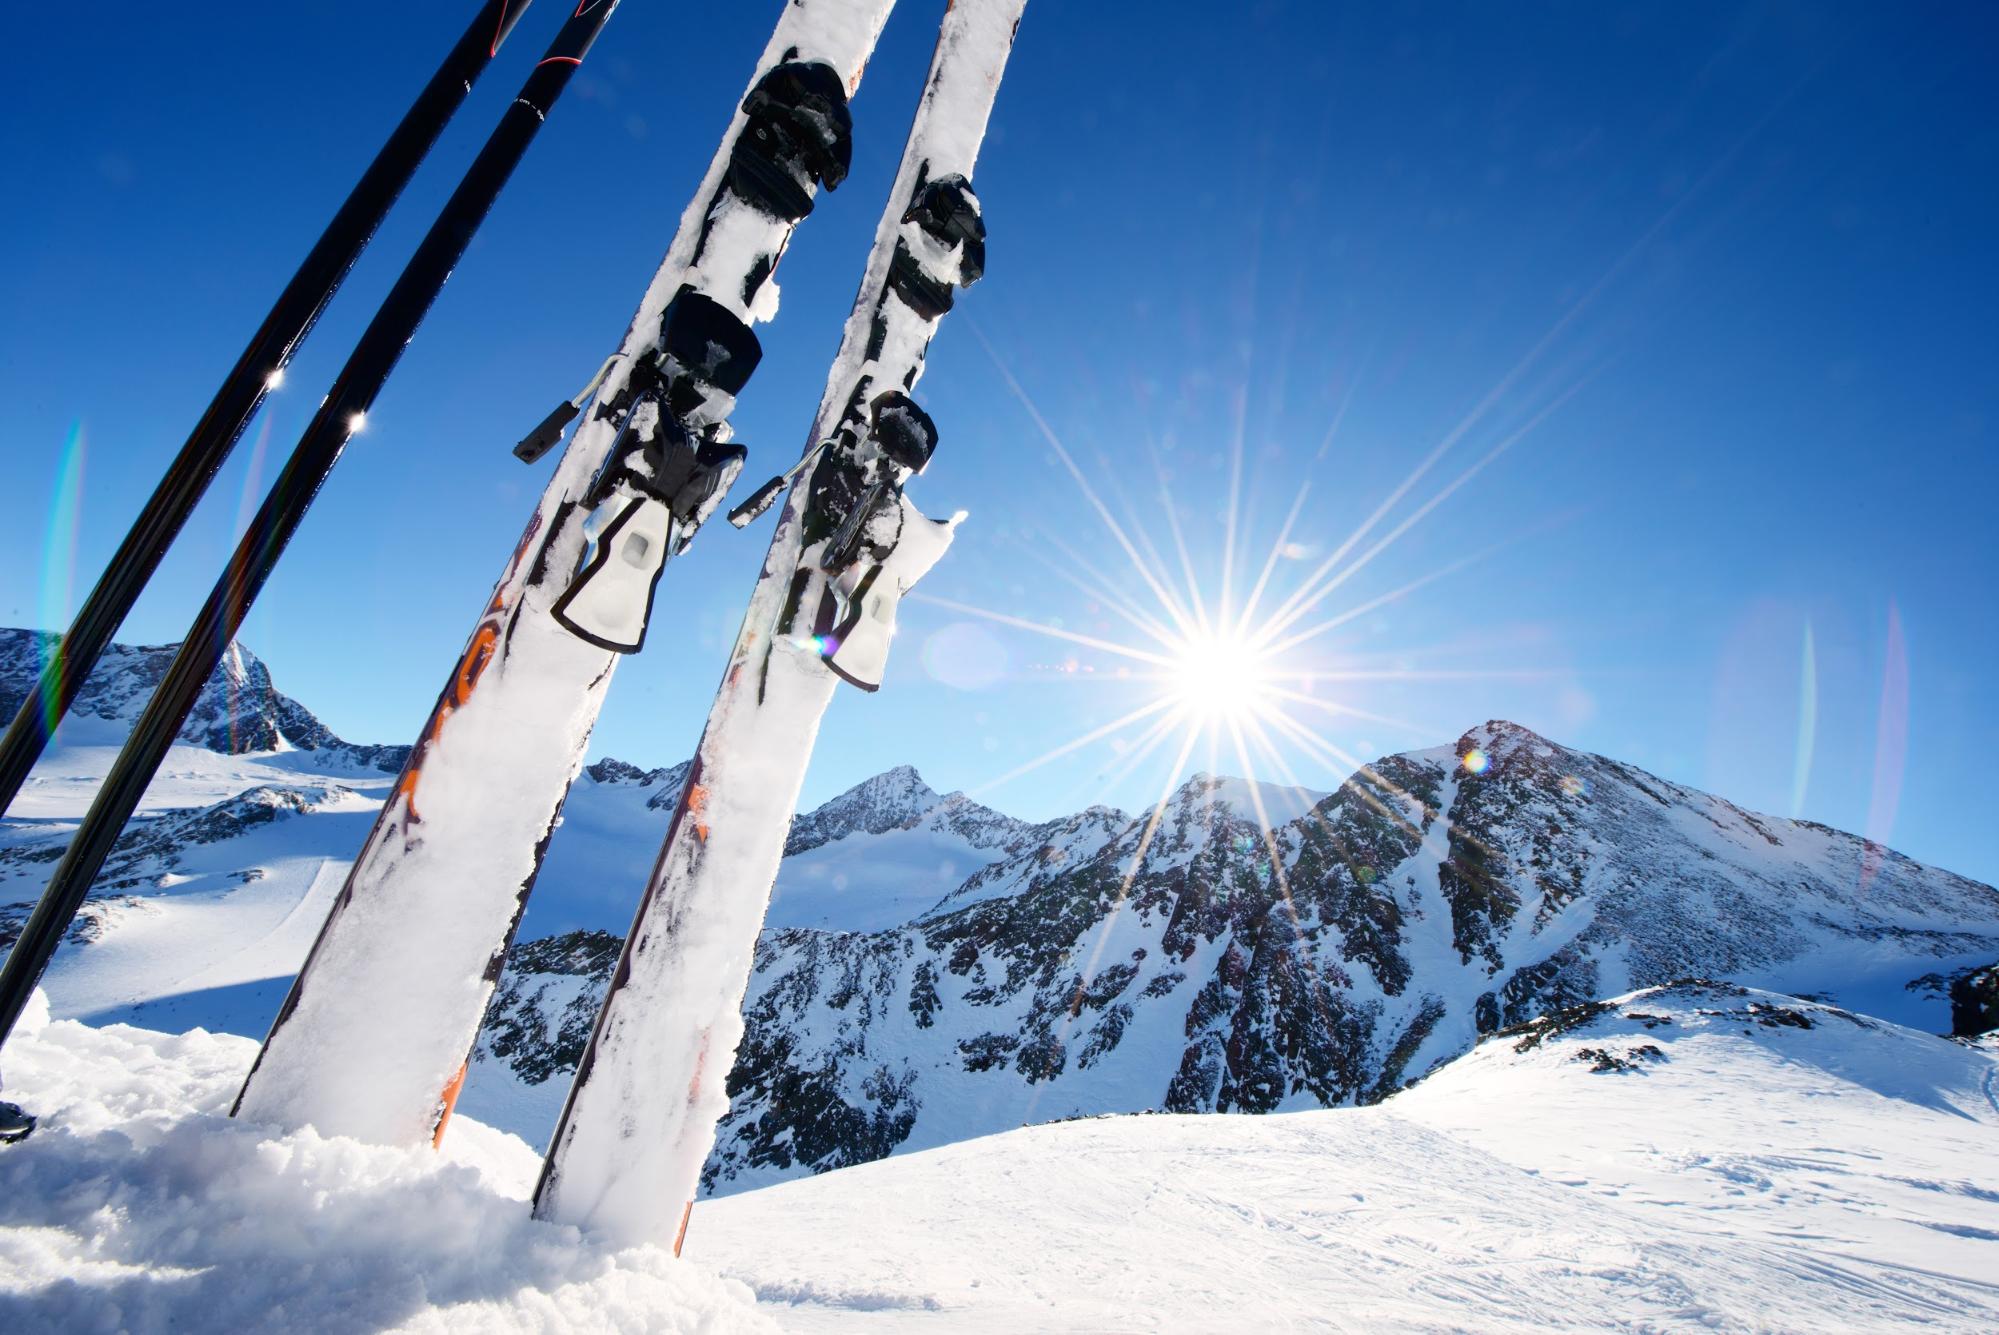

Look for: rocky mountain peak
[0,627,407,772]
[783,765,943,856]
[1454,719,1560,771]
[584,757,688,792]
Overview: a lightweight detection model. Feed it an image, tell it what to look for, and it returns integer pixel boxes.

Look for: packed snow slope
[3,981,1992,1331]
[4,629,1996,1199]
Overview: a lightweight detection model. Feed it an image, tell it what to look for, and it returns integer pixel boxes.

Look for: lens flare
[1462,747,1490,775]
[38,422,87,737]
[1167,630,1270,724]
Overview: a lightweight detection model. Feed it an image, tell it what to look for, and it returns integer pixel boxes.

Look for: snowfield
[3,981,1993,1331]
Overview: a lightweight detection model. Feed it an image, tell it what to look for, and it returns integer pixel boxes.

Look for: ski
[0,1,621,1056]
[0,0,534,824]
[532,0,1026,1248]
[232,0,900,1148]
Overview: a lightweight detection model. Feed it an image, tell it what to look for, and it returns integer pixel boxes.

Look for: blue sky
[4,1,1995,883]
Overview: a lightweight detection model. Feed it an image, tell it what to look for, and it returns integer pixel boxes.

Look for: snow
[5,978,1995,1330]
[1395,984,1999,1288]
[0,992,773,1333]
[769,824,997,931]
[685,984,1999,1331]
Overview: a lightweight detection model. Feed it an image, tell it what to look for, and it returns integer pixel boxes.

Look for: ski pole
[0,0,622,1055]
[0,0,536,821]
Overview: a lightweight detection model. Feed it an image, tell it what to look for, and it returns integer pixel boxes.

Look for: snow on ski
[532,0,1027,1248]
[232,0,899,1148]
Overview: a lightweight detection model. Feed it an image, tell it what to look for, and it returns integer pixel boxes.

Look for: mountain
[0,628,407,774]
[4,628,1995,1206]
[474,722,1999,1197]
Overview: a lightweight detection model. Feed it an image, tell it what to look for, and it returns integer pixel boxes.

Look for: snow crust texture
[0,996,773,1334]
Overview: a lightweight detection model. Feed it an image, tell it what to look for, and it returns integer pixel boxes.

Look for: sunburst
[929,317,1595,938]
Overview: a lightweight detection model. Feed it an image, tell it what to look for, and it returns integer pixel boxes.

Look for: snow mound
[687,984,1999,1331]
[1395,981,1999,1306]
[0,998,773,1333]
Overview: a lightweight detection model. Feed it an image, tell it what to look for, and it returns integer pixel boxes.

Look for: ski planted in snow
[232,0,901,1148]
[0,0,619,1058]
[532,0,1026,1249]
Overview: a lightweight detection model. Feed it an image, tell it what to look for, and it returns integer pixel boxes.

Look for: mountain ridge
[2,627,1993,1203]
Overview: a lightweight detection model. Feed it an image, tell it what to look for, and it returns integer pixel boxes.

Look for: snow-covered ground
[3,981,1993,1331]
[690,983,1999,1331]
[0,991,773,1333]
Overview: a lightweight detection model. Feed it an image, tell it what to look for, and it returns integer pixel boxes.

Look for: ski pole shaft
[0,0,536,823]
[0,0,621,1054]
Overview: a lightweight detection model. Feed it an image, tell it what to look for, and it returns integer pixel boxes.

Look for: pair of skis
[0,0,612,1055]
[235,0,1026,1247]
[535,0,1026,1246]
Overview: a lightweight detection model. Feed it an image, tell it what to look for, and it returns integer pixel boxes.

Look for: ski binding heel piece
[658,286,762,425]
[726,61,854,223]
[887,176,985,320]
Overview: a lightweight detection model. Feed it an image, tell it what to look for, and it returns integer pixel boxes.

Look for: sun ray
[908,593,1178,669]
[1029,529,1183,650]
[1263,500,1595,659]
[1151,460,1214,638]
[1112,471,1207,641]
[1261,539,1508,658]
[1313,353,1366,464]
[1256,700,1502,869]
[1253,707,1427,841]
[1219,386,1248,632]
[969,695,1179,798]
[1235,481,1313,637]
[1223,713,1357,1057]
[969,319,1206,642]
[1255,373,1592,649]
[1090,708,1197,803]
[1262,684,1436,740]
[1064,721,1205,1013]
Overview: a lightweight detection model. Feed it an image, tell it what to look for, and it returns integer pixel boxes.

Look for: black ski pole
[0,0,535,821]
[0,0,622,1054]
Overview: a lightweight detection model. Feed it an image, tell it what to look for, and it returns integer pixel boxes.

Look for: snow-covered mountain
[477,726,1999,1197]
[0,628,406,776]
[4,629,1996,1206]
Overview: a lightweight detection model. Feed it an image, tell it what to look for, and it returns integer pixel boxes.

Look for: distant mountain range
[3,628,1995,1196]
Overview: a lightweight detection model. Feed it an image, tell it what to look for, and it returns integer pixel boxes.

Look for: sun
[1166,629,1272,724]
